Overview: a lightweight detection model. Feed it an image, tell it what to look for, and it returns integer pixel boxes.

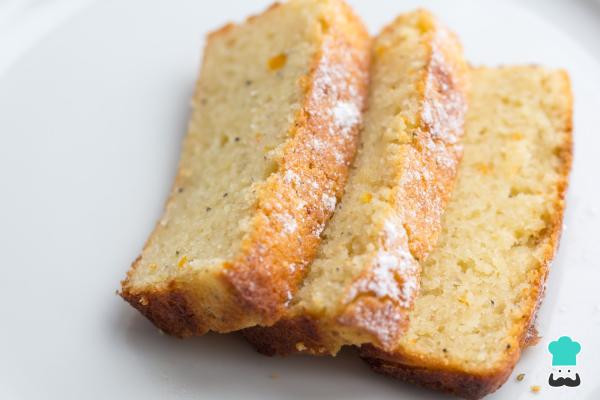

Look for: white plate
[1,1,600,399]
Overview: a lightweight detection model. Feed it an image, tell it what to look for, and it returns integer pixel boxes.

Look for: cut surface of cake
[120,0,371,336]
[361,66,573,400]
[243,9,468,355]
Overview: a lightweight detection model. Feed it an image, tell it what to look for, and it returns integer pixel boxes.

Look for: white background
[1,1,599,399]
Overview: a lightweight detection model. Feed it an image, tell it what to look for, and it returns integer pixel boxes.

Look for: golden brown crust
[361,350,513,400]
[122,278,200,337]
[338,16,470,351]
[223,0,372,324]
[121,0,371,335]
[333,14,469,352]
[359,69,573,399]
[243,300,413,356]
[244,10,468,355]
[360,312,548,400]
[243,316,330,356]
[122,265,254,337]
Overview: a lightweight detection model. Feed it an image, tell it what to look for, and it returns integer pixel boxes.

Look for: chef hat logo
[548,336,581,366]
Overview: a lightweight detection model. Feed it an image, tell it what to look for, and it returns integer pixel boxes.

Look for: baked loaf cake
[362,66,573,399]
[120,0,370,336]
[243,10,468,355]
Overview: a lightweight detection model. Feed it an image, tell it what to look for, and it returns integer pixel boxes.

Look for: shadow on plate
[109,302,450,399]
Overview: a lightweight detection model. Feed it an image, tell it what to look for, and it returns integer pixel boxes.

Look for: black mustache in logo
[548,373,581,387]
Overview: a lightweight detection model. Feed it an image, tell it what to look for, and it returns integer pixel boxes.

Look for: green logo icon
[548,336,581,366]
[548,336,581,388]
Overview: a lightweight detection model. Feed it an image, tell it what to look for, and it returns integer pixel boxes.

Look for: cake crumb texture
[244,9,468,355]
[362,66,573,400]
[120,0,371,335]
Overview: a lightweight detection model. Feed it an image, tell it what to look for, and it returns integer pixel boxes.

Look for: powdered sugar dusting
[288,263,297,274]
[309,38,364,143]
[283,170,300,185]
[322,193,337,212]
[275,212,298,234]
[421,29,467,147]
[310,137,325,151]
[346,219,419,307]
[312,222,325,238]
[363,252,400,297]
[383,219,399,243]
[331,101,360,137]
[311,46,346,101]
[296,199,307,211]
[348,85,357,98]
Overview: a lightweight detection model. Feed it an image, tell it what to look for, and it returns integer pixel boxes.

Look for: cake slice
[243,10,468,355]
[120,0,370,336]
[361,66,573,399]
